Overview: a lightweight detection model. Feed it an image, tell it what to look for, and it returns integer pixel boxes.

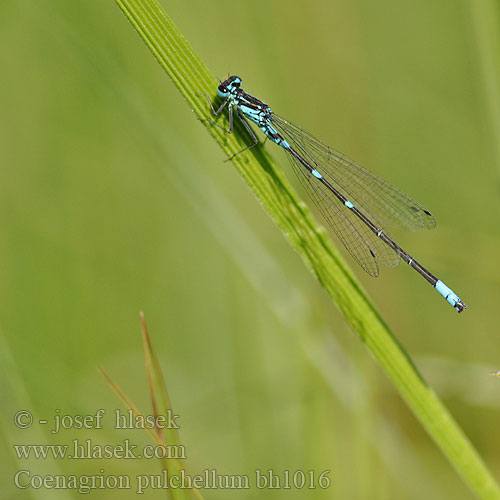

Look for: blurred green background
[1,0,499,498]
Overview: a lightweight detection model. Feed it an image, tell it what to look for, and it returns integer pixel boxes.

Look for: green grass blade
[113,0,500,498]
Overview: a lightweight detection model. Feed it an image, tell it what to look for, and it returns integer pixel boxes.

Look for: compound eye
[217,85,229,98]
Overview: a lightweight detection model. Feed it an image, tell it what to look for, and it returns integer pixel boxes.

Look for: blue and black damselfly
[203,76,467,313]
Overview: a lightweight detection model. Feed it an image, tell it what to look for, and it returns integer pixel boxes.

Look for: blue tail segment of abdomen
[435,280,465,312]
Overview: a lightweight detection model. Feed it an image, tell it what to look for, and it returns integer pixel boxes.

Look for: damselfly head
[218,76,242,98]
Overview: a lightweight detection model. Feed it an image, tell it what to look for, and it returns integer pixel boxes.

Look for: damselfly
[203,76,467,313]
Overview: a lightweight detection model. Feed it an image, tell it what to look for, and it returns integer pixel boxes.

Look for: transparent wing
[271,113,436,233]
[286,150,399,276]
